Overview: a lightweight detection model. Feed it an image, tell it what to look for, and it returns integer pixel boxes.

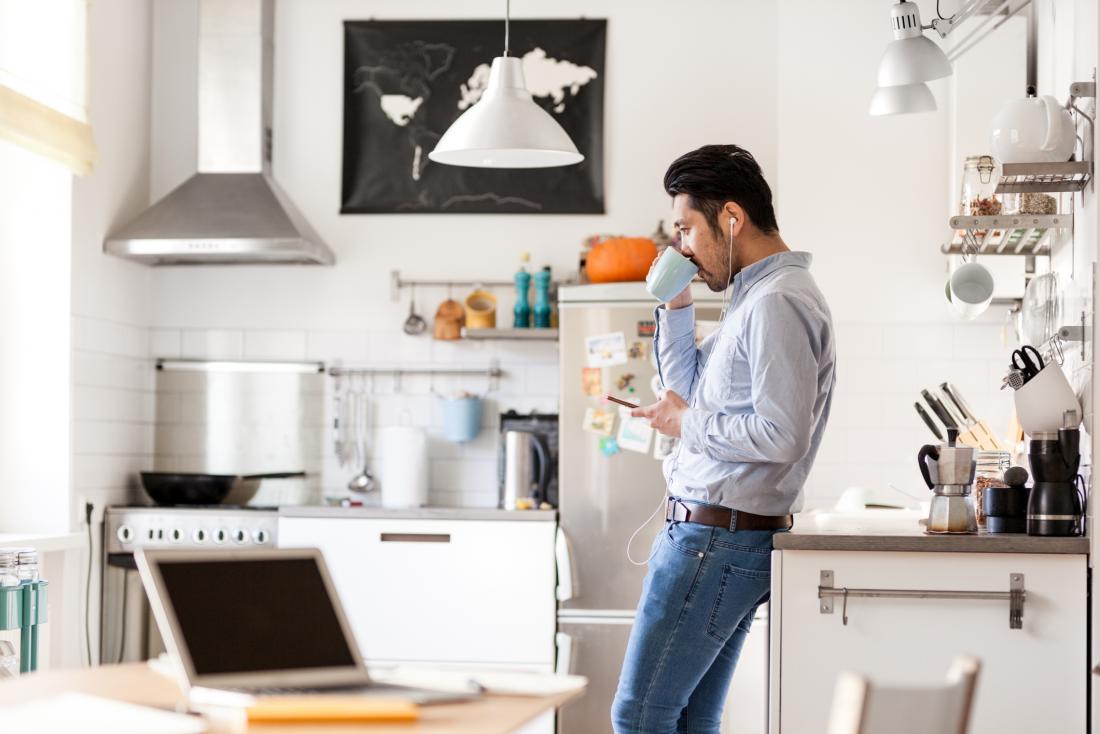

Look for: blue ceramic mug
[441,395,483,443]
[645,248,699,302]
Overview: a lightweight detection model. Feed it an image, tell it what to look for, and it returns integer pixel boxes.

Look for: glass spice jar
[974,450,1011,528]
[960,155,1002,215]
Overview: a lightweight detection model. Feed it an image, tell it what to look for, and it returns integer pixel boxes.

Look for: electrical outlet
[76,495,96,527]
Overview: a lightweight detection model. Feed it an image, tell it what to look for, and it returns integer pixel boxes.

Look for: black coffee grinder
[1026,428,1085,536]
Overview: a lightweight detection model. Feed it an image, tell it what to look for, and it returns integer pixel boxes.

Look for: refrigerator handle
[556,526,577,602]
[555,632,574,676]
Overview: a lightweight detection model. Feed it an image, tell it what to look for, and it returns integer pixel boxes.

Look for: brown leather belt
[666,497,793,531]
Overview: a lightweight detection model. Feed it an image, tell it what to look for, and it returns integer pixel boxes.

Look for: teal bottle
[533,267,552,328]
[513,269,531,328]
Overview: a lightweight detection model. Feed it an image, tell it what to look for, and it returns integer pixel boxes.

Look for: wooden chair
[826,657,981,734]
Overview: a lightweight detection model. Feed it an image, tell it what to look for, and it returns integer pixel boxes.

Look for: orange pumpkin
[586,237,658,283]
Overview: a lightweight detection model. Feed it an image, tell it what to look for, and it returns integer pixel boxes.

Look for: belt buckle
[671,498,692,523]
[729,509,738,533]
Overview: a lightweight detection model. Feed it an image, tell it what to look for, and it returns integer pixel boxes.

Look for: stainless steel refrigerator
[555,282,726,733]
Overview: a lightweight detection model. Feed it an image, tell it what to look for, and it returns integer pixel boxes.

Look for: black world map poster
[341,19,606,214]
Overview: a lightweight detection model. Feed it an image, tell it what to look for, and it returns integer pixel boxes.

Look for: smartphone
[605,395,639,409]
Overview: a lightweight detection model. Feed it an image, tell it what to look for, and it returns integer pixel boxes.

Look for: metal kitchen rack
[941,213,1072,256]
[995,161,1093,194]
[461,327,558,341]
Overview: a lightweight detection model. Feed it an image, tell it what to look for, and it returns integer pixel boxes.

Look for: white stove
[104,505,279,555]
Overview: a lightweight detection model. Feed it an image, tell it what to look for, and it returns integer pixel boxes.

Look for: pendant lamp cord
[504,0,510,56]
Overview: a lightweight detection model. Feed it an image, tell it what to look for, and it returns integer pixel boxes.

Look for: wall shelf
[995,161,1092,194]
[942,213,1072,256]
[461,328,558,341]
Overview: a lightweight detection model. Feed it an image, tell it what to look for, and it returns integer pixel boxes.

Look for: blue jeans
[611,518,778,734]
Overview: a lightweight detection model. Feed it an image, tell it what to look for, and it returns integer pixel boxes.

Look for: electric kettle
[500,429,550,509]
[990,89,1076,164]
[918,428,978,534]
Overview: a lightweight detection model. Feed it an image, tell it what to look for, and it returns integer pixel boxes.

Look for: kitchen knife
[921,390,957,430]
[940,382,1007,451]
[922,389,980,448]
[914,401,945,441]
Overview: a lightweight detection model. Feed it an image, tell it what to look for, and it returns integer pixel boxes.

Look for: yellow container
[464,290,497,329]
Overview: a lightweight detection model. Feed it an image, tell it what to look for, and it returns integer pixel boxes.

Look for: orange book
[246,696,419,724]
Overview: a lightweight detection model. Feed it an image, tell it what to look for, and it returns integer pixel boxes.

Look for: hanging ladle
[403,285,427,336]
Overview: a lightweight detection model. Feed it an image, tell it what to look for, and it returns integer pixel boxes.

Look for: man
[611,144,836,734]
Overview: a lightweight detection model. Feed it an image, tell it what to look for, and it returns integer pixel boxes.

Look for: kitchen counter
[775,514,1088,554]
[280,506,558,522]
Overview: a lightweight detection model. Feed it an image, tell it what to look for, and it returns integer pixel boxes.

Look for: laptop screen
[156,556,358,675]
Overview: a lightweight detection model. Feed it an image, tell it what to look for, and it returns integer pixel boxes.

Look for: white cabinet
[771,550,1086,734]
[721,610,768,734]
[278,517,557,666]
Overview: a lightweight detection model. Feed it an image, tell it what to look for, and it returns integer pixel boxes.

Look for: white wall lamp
[428,0,583,168]
[869,0,1033,116]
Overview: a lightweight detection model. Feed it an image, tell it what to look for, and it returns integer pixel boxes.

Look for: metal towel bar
[818,570,1026,630]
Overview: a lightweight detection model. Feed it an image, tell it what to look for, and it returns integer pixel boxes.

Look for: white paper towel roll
[377,426,429,508]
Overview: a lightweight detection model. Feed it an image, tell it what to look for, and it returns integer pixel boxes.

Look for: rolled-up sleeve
[653,304,701,400]
[680,294,820,463]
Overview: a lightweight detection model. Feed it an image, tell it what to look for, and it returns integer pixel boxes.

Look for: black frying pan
[140,472,306,506]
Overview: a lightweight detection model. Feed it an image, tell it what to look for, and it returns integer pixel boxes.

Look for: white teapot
[990,91,1076,164]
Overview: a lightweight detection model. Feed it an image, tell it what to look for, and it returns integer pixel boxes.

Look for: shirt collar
[732,250,812,292]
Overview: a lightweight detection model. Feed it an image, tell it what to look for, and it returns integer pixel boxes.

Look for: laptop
[135,547,480,706]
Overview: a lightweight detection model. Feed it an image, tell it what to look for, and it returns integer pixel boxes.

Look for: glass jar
[974,450,1011,528]
[0,551,18,588]
[15,549,38,582]
[960,155,1001,217]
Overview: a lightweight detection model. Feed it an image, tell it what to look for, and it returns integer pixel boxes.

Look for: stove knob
[233,529,248,544]
[116,525,133,543]
[192,529,207,544]
[170,528,183,543]
[252,529,269,545]
[214,529,227,544]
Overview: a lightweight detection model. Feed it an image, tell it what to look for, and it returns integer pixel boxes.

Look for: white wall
[69,0,153,663]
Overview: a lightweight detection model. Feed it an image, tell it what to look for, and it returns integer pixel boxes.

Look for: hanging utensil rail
[391,270,566,302]
[328,363,504,379]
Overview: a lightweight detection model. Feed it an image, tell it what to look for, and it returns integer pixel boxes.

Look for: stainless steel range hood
[105,0,334,265]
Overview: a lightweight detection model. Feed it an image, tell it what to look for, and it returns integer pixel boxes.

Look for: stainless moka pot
[918,428,978,534]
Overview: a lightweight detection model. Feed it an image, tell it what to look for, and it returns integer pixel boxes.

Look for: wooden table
[0,663,584,733]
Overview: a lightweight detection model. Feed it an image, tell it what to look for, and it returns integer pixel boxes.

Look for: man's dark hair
[663,145,779,236]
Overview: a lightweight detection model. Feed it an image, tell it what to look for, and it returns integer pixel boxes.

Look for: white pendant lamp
[869,82,936,116]
[428,1,583,168]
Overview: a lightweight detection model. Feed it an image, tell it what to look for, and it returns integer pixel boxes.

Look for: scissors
[1011,345,1045,382]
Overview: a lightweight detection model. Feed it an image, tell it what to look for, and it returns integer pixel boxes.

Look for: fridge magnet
[582,407,616,436]
[616,372,636,390]
[585,332,628,367]
[599,436,621,456]
[617,415,653,454]
[653,433,678,460]
[581,366,603,396]
[628,341,649,360]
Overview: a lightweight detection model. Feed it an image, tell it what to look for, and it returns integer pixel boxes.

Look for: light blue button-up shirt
[654,250,836,516]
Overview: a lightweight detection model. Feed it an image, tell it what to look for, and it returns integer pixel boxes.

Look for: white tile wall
[803,318,1018,510]
[71,317,156,511]
[151,326,561,508]
[146,316,1012,511]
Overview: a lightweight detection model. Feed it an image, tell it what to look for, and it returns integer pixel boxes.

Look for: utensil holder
[0,580,48,673]
[1014,363,1080,435]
